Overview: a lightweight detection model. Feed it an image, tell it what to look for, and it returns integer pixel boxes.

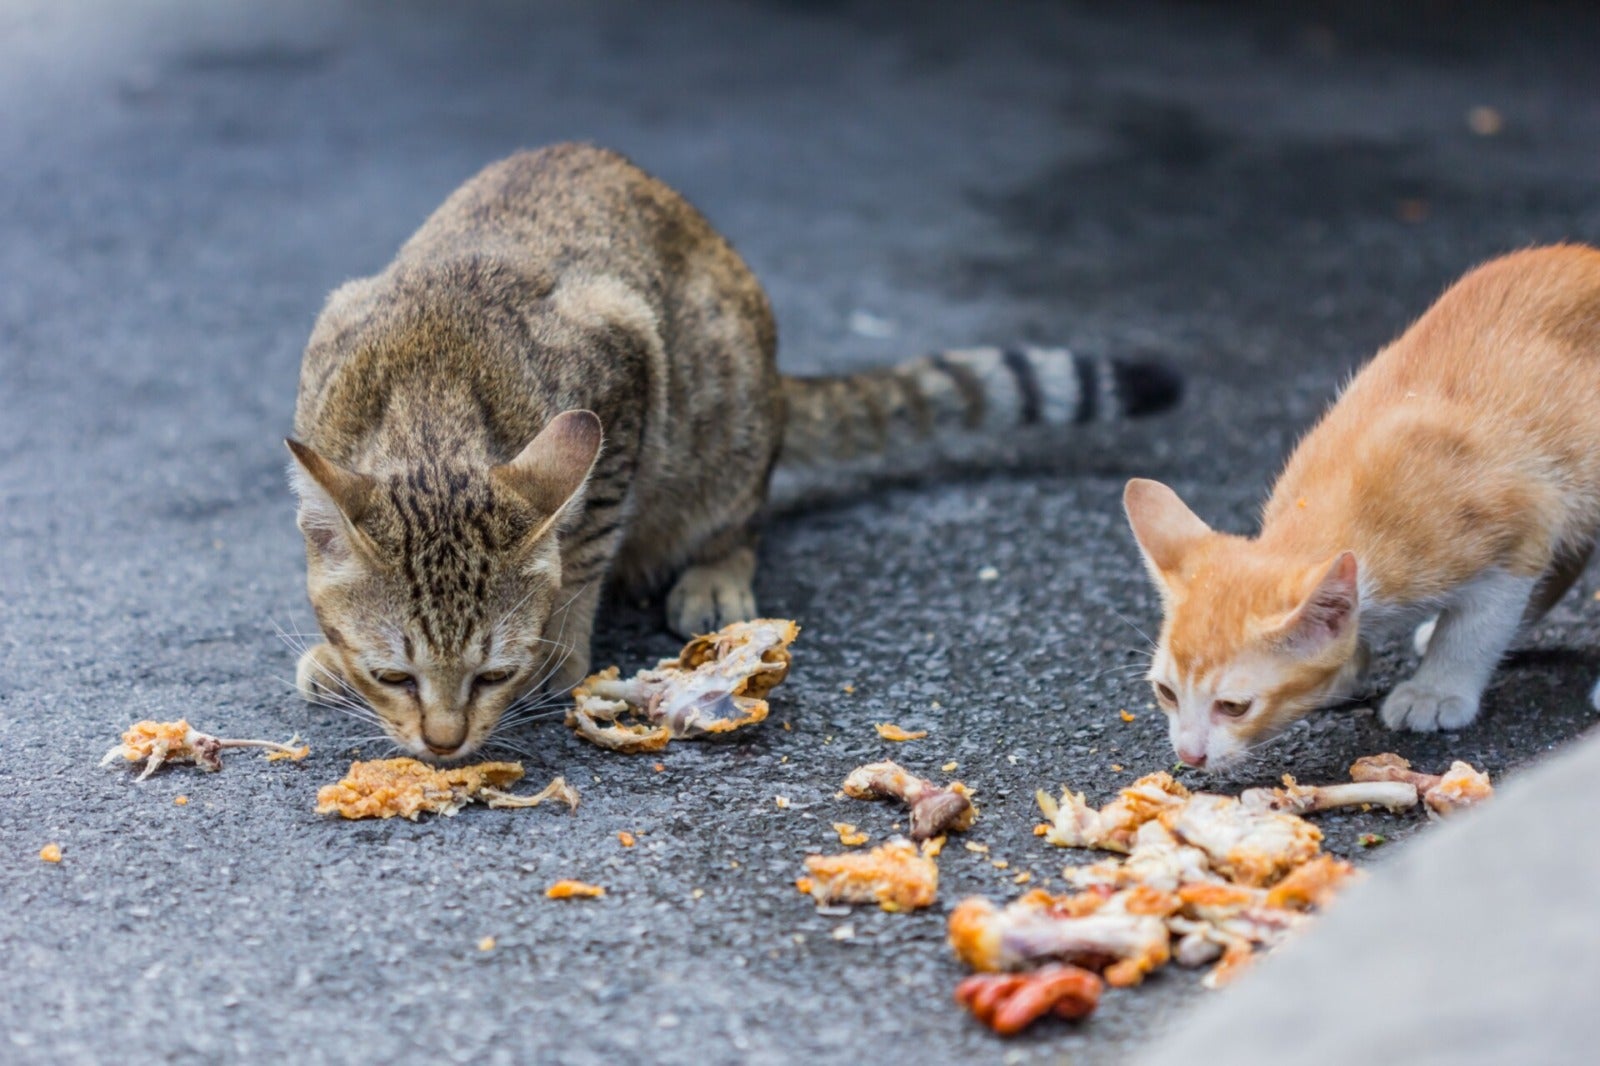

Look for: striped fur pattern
[781,346,1182,466]
[287,143,1183,760]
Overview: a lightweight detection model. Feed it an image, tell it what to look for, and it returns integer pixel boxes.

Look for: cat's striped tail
[778,346,1183,468]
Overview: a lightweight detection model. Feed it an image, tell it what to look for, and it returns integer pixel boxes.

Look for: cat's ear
[285,439,379,560]
[491,410,604,540]
[1273,551,1360,654]
[1124,478,1211,584]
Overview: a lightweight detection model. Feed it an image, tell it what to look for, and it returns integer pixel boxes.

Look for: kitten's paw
[296,643,349,705]
[666,561,757,637]
[1381,680,1481,732]
[1412,617,1438,656]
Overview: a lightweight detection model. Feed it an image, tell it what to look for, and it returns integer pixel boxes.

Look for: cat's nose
[1177,747,1207,769]
[425,741,461,758]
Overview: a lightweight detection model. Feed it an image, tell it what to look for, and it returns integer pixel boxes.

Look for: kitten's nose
[425,741,461,758]
[1177,747,1207,769]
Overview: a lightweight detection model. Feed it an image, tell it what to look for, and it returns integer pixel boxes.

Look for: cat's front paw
[665,561,757,637]
[296,643,350,705]
[1380,680,1481,732]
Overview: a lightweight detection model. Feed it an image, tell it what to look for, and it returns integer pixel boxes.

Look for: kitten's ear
[1274,551,1360,653]
[491,410,604,540]
[285,439,378,559]
[1124,478,1211,582]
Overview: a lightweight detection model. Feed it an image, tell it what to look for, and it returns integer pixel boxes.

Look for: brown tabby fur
[290,143,1179,759]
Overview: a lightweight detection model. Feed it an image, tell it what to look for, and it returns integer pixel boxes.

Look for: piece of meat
[1263,854,1361,911]
[1239,775,1419,815]
[946,892,1172,986]
[1036,772,1191,852]
[841,760,975,841]
[314,759,577,821]
[1160,794,1323,887]
[799,838,939,912]
[567,619,799,753]
[954,966,1103,1035]
[102,719,309,780]
[1349,753,1493,816]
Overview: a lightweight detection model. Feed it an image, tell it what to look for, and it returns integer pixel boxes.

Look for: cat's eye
[1152,681,1178,707]
[1214,699,1252,718]
[373,670,416,691]
[473,669,514,688]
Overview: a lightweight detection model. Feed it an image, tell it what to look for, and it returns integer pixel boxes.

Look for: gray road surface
[4,2,1599,1063]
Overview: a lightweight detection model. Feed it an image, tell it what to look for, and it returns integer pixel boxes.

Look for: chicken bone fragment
[1349,753,1493,815]
[842,760,975,841]
[947,892,1172,987]
[567,619,799,753]
[1239,775,1418,815]
[799,837,939,912]
[954,966,1103,1035]
[102,719,309,781]
[1036,772,1190,852]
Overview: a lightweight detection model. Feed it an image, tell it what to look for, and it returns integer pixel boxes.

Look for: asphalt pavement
[4,2,1599,1063]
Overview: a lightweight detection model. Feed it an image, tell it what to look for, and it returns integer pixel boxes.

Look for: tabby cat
[289,143,1182,758]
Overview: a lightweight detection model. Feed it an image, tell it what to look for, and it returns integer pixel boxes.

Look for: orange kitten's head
[1123,479,1363,772]
[286,411,602,760]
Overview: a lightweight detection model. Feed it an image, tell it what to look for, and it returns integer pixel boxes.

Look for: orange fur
[1128,245,1600,768]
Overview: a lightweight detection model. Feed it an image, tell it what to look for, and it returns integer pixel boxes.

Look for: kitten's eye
[373,670,416,691]
[1214,699,1252,718]
[1152,681,1178,708]
[474,669,514,688]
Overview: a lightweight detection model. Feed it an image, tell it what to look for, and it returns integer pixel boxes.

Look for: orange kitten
[1126,245,1600,770]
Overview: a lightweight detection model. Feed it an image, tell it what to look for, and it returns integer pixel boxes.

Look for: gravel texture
[3,2,1598,1063]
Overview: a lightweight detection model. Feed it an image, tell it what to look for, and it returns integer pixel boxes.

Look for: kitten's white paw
[666,562,757,637]
[1412,617,1438,656]
[296,643,348,704]
[1381,680,1480,732]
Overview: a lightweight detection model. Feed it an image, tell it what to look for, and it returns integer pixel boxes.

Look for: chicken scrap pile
[315,758,579,821]
[948,755,1491,1035]
[567,619,799,753]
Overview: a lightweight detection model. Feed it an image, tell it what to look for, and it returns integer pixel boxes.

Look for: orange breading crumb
[801,839,938,912]
[833,822,869,847]
[617,831,636,847]
[1264,854,1361,911]
[477,936,496,952]
[1033,823,1049,836]
[1013,871,1033,884]
[921,836,947,858]
[174,796,189,806]
[315,759,577,821]
[1119,710,1136,723]
[874,723,928,742]
[39,844,62,863]
[264,743,311,763]
[546,880,606,899]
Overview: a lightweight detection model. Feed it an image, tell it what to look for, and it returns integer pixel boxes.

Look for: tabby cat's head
[286,411,602,759]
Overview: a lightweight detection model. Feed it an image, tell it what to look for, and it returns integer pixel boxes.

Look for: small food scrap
[1467,105,1503,136]
[775,796,791,809]
[1013,871,1032,884]
[617,831,636,847]
[1036,772,1190,852]
[1349,753,1493,816]
[102,720,309,780]
[842,760,976,841]
[842,683,856,695]
[1358,833,1386,848]
[942,761,959,772]
[547,880,606,900]
[315,759,578,821]
[964,841,989,854]
[874,723,928,742]
[39,844,62,864]
[833,822,869,847]
[477,936,496,952]
[1119,710,1135,723]
[921,835,947,857]
[1240,776,1419,816]
[799,838,938,912]
[955,965,1103,1036]
[567,619,799,753]
[948,891,1174,987]
[977,566,1001,582]
[174,796,189,806]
